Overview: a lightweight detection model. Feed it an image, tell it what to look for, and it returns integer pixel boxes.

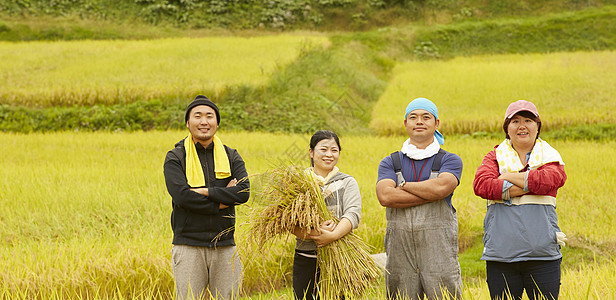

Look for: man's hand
[190,187,208,196]
[227,178,238,187]
[219,178,238,209]
[376,179,427,208]
[191,178,238,209]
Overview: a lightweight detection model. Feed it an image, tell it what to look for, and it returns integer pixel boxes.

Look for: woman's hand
[508,185,528,197]
[306,220,338,246]
[498,172,516,182]
[292,226,320,240]
[320,220,337,232]
[310,218,353,247]
[310,225,338,247]
[498,172,526,189]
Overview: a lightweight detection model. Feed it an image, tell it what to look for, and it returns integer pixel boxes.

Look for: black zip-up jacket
[163,138,250,247]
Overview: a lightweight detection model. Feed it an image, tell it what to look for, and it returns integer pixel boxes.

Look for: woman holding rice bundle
[473,100,567,300]
[291,130,362,300]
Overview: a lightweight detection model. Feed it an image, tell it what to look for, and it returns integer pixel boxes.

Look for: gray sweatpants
[172,244,242,300]
[385,196,463,300]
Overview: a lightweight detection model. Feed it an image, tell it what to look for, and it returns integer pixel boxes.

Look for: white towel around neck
[400,137,441,160]
[495,138,565,174]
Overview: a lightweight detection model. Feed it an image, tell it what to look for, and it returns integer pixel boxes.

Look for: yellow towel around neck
[185,133,231,187]
[495,138,564,174]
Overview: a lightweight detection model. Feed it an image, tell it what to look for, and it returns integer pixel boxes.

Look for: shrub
[0,101,184,132]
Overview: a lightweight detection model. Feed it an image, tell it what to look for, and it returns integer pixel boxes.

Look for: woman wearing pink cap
[473,100,567,300]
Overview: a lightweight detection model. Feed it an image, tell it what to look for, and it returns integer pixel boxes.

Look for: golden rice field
[1,131,614,299]
[2,38,615,298]
[0,34,328,107]
[370,50,616,135]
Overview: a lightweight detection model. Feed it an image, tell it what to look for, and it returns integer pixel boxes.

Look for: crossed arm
[498,172,528,198]
[376,172,458,208]
[190,178,238,209]
[473,151,531,200]
[164,149,249,214]
[498,164,566,198]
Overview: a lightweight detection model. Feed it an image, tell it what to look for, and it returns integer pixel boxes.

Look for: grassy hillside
[414,6,616,58]
[1,0,615,34]
[0,35,329,107]
[0,31,389,134]
[370,51,616,136]
[2,6,616,136]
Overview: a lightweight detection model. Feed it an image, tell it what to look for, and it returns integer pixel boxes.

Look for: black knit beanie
[185,95,220,124]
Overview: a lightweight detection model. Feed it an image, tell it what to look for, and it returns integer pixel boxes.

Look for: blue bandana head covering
[404,97,444,145]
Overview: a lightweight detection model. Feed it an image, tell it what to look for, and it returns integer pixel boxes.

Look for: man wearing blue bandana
[376,98,463,300]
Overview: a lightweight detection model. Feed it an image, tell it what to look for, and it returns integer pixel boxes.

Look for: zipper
[203,149,211,188]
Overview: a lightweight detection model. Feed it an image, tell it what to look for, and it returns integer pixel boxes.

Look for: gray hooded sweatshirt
[295,172,362,251]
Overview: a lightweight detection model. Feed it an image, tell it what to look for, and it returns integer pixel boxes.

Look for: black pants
[486,259,561,300]
[293,249,319,300]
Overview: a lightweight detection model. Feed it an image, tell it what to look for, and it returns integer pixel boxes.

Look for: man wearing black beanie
[163,95,250,300]
[184,95,221,125]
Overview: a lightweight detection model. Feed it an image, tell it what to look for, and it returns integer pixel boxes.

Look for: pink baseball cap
[504,100,540,120]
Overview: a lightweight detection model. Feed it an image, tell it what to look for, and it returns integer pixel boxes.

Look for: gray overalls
[385,150,463,300]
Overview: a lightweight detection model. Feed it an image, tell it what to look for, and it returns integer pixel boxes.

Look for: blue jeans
[486,259,561,300]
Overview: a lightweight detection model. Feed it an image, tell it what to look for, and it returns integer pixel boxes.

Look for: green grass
[1,0,614,33]
[1,131,614,298]
[414,5,616,58]
[370,50,616,135]
[0,15,196,41]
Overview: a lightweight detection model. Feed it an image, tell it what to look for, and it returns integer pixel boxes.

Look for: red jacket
[473,148,567,200]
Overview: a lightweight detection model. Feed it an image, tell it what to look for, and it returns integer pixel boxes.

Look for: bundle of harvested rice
[247,165,382,299]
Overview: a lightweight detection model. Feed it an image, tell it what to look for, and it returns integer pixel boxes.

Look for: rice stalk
[246,165,381,299]
[316,232,382,299]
